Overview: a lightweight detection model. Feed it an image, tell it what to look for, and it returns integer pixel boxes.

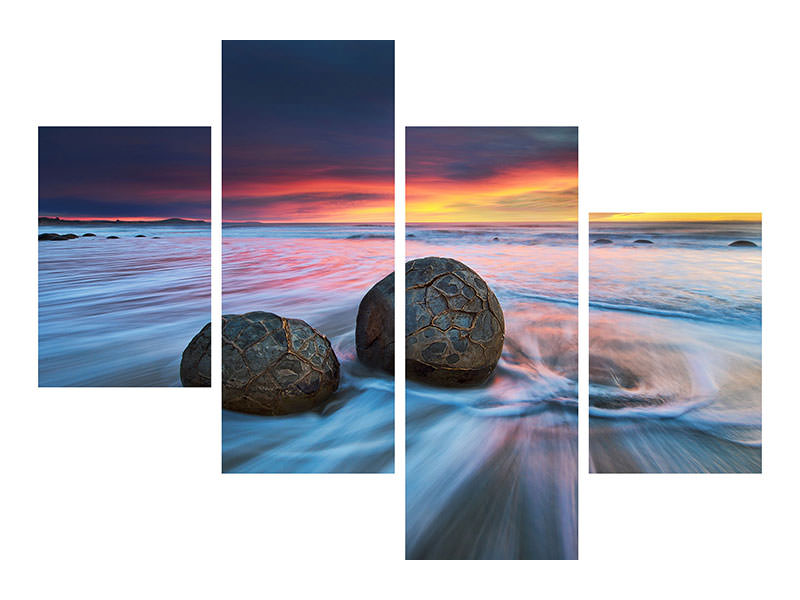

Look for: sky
[223,40,394,223]
[406,127,578,223]
[591,212,762,222]
[38,127,210,220]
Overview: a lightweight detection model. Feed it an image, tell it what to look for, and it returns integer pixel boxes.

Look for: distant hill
[38,217,209,226]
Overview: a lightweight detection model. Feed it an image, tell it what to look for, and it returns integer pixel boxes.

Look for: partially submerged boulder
[82,233,96,237]
[221,312,339,415]
[39,232,76,241]
[106,236,119,239]
[356,272,394,373]
[728,240,758,247]
[633,239,653,244]
[406,257,504,386]
[593,238,613,244]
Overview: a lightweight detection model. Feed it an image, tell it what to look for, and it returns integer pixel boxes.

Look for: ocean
[406,222,578,560]
[589,220,762,473]
[221,223,395,473]
[38,223,210,386]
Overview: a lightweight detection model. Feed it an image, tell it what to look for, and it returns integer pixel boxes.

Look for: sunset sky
[222,41,394,223]
[406,127,577,223]
[591,212,761,222]
[38,127,210,220]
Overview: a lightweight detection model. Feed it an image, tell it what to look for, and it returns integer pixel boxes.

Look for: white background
[2,1,798,598]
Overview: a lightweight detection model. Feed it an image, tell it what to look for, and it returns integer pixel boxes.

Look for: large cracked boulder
[221,312,339,415]
[406,257,504,386]
[180,322,211,387]
[356,272,394,373]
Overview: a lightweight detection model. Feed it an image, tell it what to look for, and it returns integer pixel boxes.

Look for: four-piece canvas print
[36,41,763,561]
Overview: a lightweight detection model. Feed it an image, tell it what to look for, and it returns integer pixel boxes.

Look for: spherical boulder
[406,257,504,386]
[180,322,211,387]
[221,312,339,416]
[356,272,394,373]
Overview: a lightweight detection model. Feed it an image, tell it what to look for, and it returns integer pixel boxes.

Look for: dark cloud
[38,127,210,219]
[406,126,577,181]
[222,41,394,218]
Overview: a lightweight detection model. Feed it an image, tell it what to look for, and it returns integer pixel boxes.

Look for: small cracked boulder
[180,323,211,387]
[406,257,504,386]
[221,312,339,415]
[356,272,394,373]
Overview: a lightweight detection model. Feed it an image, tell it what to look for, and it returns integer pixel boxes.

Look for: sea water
[406,223,578,560]
[38,223,210,386]
[589,221,762,473]
[221,223,395,473]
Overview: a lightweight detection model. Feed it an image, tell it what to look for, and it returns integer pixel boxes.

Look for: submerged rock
[180,323,211,387]
[39,232,76,241]
[406,257,504,386]
[633,239,653,244]
[589,356,640,389]
[106,236,119,239]
[135,234,146,237]
[221,312,339,416]
[728,240,758,247]
[356,272,394,373]
[593,238,613,244]
[81,233,96,237]
[152,236,161,239]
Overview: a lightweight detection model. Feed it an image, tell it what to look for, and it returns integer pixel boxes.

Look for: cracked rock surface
[406,257,504,386]
[180,322,211,387]
[181,312,340,415]
[356,271,394,373]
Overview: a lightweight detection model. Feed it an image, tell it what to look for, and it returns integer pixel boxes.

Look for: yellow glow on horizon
[406,165,577,223]
[591,212,761,222]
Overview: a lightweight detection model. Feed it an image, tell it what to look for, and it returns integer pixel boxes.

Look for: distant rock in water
[135,234,147,237]
[39,232,75,241]
[728,240,758,247]
[492,236,500,241]
[633,239,653,244]
[406,257,504,386]
[152,236,161,239]
[180,323,211,387]
[407,233,416,238]
[106,236,119,239]
[82,233,96,237]
[593,238,613,245]
[356,272,394,373]
[219,312,339,416]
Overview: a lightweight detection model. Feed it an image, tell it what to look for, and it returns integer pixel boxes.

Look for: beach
[38,223,210,387]
[406,222,578,559]
[221,223,395,473]
[589,221,762,473]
